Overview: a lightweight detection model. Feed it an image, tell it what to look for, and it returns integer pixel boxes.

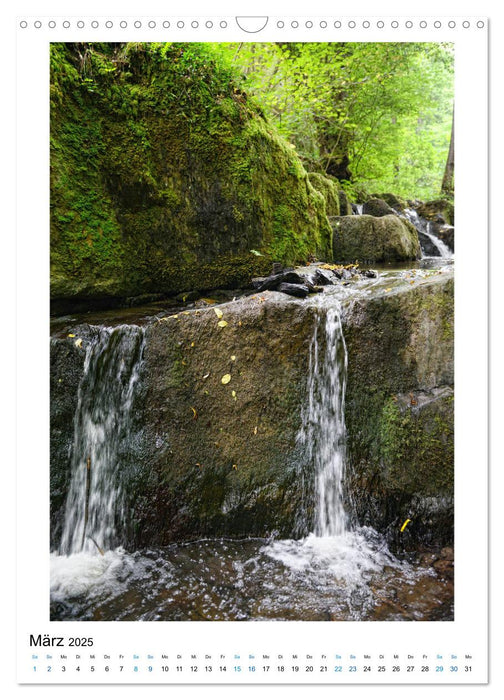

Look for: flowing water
[59,325,145,555]
[403,208,453,259]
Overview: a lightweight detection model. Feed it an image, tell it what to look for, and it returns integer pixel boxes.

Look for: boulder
[363,198,396,217]
[331,214,421,262]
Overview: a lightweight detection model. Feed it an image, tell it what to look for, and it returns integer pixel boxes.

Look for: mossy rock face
[331,214,421,262]
[343,274,454,548]
[307,172,340,216]
[50,43,331,309]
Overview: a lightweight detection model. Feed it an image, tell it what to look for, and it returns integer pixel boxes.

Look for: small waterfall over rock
[299,306,349,536]
[403,207,453,258]
[59,325,145,555]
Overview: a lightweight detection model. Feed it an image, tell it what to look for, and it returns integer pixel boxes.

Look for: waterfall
[298,305,349,537]
[403,207,453,258]
[59,325,145,555]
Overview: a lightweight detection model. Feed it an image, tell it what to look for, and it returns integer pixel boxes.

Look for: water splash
[59,325,145,555]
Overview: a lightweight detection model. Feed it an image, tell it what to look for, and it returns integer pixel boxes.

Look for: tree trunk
[441,107,454,195]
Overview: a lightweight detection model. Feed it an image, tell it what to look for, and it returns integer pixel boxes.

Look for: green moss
[50,42,331,307]
[378,395,454,494]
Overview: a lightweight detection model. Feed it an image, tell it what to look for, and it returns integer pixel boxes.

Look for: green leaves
[222,41,453,199]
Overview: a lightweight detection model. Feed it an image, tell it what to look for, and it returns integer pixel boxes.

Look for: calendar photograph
[46,39,457,624]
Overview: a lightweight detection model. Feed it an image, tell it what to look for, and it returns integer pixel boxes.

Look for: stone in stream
[312,269,334,286]
[362,198,396,217]
[277,282,310,298]
[251,270,302,292]
[331,214,421,263]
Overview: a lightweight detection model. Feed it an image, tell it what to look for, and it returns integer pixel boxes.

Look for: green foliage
[220,42,454,200]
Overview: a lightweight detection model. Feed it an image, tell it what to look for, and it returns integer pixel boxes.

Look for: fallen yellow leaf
[191,406,198,419]
[214,308,223,318]
[74,338,83,348]
[253,426,258,435]
[67,333,76,338]
[231,355,236,361]
[221,374,231,385]
[400,518,412,532]
[217,320,228,328]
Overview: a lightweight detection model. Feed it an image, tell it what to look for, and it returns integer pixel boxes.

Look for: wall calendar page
[11,0,491,695]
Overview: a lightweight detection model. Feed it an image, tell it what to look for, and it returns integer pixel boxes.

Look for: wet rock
[418,230,442,256]
[277,282,310,298]
[312,269,334,286]
[251,270,303,292]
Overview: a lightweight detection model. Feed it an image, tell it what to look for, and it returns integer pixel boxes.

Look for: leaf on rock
[217,320,228,327]
[191,406,198,420]
[67,333,76,338]
[221,374,231,385]
[214,308,223,318]
[74,338,83,348]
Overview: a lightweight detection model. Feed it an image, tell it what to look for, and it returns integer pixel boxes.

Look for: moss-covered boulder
[331,214,421,262]
[307,173,340,216]
[50,43,331,310]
